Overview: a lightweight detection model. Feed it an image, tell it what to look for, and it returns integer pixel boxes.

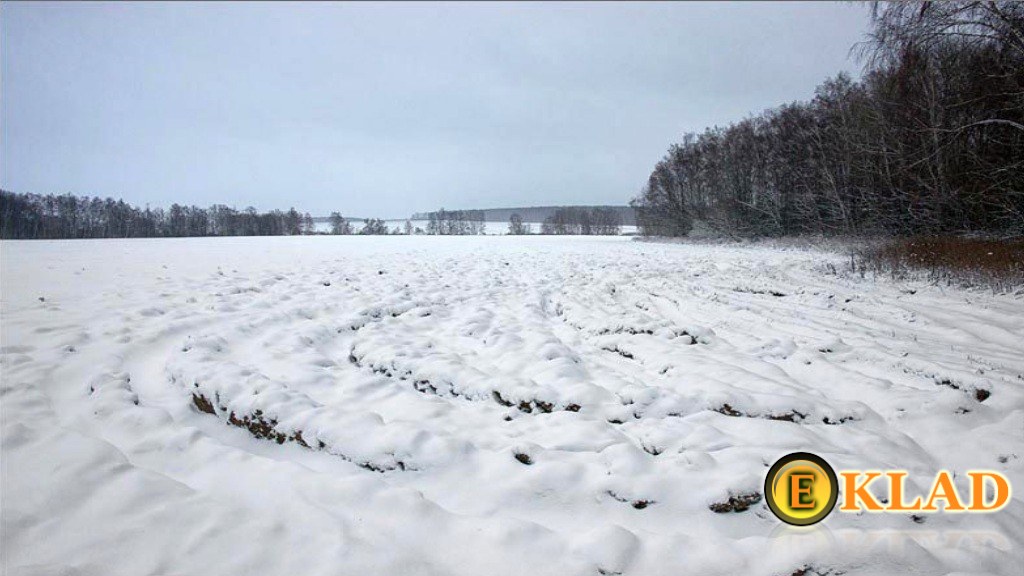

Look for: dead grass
[854,236,1024,293]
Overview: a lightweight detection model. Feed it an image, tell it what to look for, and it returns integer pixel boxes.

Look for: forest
[0,191,411,239]
[632,2,1024,238]
[0,191,322,239]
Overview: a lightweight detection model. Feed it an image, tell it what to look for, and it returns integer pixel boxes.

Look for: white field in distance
[313,218,639,235]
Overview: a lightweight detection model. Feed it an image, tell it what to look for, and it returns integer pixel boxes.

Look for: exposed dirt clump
[709,492,762,513]
[713,403,810,423]
[191,393,216,414]
[602,346,635,360]
[352,353,572,416]
[189,390,406,472]
[734,287,787,297]
[606,490,654,510]
[492,390,572,415]
[822,415,856,425]
[594,326,654,336]
[227,409,288,444]
[934,376,992,403]
[787,566,842,576]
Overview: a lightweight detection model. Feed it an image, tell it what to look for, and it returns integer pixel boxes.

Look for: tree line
[426,208,486,235]
[632,1,1024,238]
[414,206,637,226]
[539,207,622,235]
[327,213,413,235]
[0,190,324,239]
[0,192,630,239]
[0,191,410,238]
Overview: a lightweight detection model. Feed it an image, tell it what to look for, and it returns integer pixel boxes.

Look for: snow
[2,236,1021,576]
[313,219,638,235]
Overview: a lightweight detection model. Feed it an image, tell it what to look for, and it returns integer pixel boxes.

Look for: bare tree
[358,218,389,235]
[508,213,530,235]
[632,1,1024,238]
[329,212,353,235]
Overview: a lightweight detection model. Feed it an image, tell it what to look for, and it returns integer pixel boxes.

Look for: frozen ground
[2,236,1021,576]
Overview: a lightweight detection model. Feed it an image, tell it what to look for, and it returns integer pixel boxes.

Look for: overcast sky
[2,2,871,218]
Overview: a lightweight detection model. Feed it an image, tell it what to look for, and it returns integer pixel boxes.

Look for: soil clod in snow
[514,452,533,465]
[708,492,762,513]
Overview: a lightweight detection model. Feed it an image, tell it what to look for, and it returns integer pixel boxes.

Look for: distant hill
[312,216,367,223]
[410,206,636,226]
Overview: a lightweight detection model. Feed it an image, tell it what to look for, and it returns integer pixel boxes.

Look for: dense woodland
[633,2,1024,238]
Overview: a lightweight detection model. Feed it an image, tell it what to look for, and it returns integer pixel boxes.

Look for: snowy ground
[2,236,1021,576]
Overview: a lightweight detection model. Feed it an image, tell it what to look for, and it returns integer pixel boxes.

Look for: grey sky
[2,1,870,218]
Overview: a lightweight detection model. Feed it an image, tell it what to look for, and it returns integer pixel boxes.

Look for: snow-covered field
[2,236,1021,576]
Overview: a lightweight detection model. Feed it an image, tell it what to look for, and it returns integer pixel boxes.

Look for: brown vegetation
[855,236,1024,292]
